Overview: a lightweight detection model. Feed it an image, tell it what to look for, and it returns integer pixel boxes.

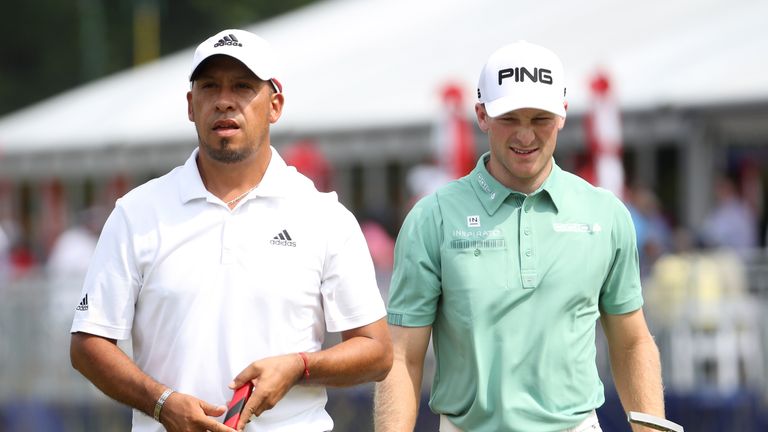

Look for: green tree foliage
[0,0,317,116]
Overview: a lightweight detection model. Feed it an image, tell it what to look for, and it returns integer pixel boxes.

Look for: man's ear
[475,103,490,133]
[558,101,568,129]
[557,115,566,130]
[187,91,194,122]
[269,92,284,124]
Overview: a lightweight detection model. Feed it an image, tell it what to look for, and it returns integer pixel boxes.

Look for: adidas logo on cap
[214,34,242,48]
[190,29,282,93]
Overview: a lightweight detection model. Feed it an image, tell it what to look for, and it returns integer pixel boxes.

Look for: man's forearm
[373,324,431,431]
[70,332,166,417]
[303,335,392,386]
[609,336,665,431]
[297,318,392,387]
[374,360,422,432]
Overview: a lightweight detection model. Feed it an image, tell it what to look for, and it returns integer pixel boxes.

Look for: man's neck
[486,157,552,195]
[196,146,272,202]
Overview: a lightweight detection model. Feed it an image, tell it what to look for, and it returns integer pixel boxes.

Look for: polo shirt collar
[469,152,562,215]
[250,147,292,198]
[178,148,208,203]
[469,153,514,215]
[538,162,564,213]
[178,146,292,204]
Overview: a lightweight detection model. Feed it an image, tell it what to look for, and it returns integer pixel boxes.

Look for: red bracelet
[298,352,310,380]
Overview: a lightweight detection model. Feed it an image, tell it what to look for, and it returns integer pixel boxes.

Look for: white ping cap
[477,41,566,118]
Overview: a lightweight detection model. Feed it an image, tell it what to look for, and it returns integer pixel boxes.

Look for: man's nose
[516,126,535,145]
[215,88,235,111]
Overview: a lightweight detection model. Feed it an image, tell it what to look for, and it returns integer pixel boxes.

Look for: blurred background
[1,0,767,430]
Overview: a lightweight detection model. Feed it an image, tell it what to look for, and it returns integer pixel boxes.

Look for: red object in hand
[223,382,254,428]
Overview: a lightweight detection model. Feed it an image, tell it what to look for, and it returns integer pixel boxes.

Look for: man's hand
[229,354,305,430]
[159,391,236,432]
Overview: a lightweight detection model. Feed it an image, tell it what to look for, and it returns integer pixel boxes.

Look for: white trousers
[439,410,602,432]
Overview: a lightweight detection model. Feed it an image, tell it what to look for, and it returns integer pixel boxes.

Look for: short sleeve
[599,198,644,315]
[320,202,386,332]
[70,204,141,340]
[387,195,443,327]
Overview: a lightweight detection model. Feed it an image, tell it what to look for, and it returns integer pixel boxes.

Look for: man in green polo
[374,41,665,432]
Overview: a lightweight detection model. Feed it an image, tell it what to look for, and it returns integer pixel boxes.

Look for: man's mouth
[213,119,239,130]
[511,147,536,155]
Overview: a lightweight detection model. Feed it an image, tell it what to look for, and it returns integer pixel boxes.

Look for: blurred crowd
[623,172,766,399]
[0,206,105,283]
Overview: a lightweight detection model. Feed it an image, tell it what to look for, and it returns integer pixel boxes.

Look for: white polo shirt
[71,147,386,432]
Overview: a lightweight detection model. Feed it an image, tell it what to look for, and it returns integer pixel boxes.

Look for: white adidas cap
[477,41,566,118]
[190,29,282,93]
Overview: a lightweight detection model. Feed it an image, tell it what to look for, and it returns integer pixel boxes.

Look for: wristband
[298,352,310,380]
[153,388,174,422]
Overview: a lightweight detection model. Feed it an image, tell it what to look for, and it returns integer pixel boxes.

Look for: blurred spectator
[46,206,107,328]
[360,215,395,301]
[46,206,106,278]
[405,83,476,210]
[0,218,39,280]
[405,157,452,207]
[700,174,758,256]
[625,185,671,278]
[8,239,38,280]
[282,139,333,192]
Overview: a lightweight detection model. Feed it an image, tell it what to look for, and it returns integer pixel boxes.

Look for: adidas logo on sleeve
[270,229,296,247]
[76,294,89,311]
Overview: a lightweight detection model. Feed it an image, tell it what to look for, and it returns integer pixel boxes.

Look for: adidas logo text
[270,229,296,247]
[76,294,89,311]
[214,34,242,48]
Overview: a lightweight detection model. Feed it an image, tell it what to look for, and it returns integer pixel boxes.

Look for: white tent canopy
[1,0,767,155]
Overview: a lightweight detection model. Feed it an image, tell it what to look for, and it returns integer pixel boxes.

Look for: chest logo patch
[552,222,602,234]
[270,229,297,247]
[467,215,481,227]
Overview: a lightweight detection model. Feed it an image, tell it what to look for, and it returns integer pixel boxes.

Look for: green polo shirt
[387,153,643,432]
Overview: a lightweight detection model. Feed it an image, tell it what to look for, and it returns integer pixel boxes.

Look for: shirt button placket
[520,197,537,288]
[221,213,234,265]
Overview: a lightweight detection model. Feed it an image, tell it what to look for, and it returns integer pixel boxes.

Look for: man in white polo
[374,41,665,431]
[70,29,392,432]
